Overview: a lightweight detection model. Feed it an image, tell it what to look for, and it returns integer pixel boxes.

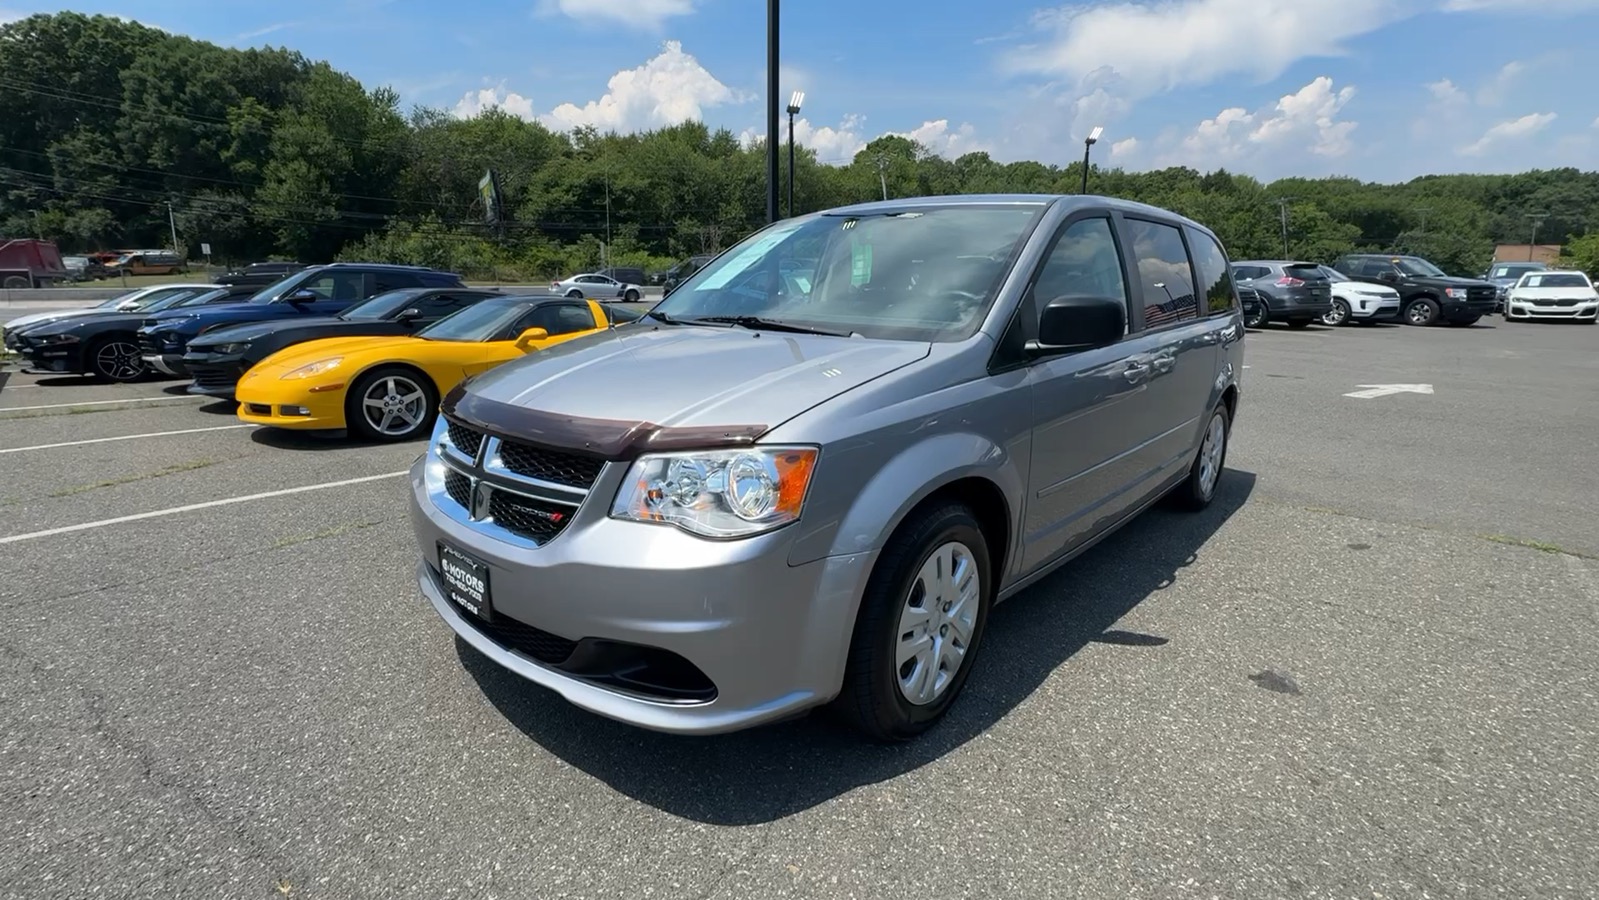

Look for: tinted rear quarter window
[1185,228,1237,315]
[1126,218,1199,328]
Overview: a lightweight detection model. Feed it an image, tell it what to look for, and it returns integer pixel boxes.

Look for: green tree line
[4,11,1599,280]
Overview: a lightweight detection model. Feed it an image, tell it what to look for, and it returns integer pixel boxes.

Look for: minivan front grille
[446,421,483,458]
[497,441,604,489]
[487,490,574,544]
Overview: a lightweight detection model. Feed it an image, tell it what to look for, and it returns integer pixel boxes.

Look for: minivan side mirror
[1027,294,1126,356]
[514,327,549,349]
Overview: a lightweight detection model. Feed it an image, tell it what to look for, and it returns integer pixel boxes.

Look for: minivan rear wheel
[1167,402,1231,511]
[836,503,993,742]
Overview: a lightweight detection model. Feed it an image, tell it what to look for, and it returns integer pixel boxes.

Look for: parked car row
[1234,252,1593,329]
[3,261,645,442]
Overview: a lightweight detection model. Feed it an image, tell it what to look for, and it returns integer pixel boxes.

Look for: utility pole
[876,153,889,201]
[603,169,612,270]
[1414,206,1431,234]
[1274,198,1293,258]
[1525,212,1547,261]
[765,0,780,224]
[165,201,179,254]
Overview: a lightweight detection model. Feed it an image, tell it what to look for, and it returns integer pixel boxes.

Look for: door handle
[1151,354,1176,375]
[1123,360,1151,382]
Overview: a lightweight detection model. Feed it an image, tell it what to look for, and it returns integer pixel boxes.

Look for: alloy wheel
[95,340,145,381]
[895,541,981,706]
[361,374,429,437]
[1197,410,1227,500]
[1322,300,1350,327]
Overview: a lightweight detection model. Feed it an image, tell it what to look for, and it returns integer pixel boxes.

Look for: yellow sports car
[235,294,640,441]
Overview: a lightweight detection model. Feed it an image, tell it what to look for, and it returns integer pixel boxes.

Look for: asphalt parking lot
[2,314,1596,899]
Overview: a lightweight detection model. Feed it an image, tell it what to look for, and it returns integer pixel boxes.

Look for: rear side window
[1126,218,1198,329]
[1185,228,1237,315]
[1283,263,1325,282]
[375,271,422,293]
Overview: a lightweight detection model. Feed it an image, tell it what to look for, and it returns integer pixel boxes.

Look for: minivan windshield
[653,204,1047,341]
[1394,257,1446,277]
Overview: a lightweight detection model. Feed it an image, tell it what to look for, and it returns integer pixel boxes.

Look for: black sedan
[181,287,509,399]
[15,285,258,381]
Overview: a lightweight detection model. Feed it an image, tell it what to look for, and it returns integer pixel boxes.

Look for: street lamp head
[1086,125,1104,145]
[787,91,805,116]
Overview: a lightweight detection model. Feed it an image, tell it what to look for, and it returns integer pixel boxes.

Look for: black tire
[344,366,439,443]
[1322,300,1350,327]
[1168,401,1232,511]
[624,289,641,302]
[1242,303,1268,329]
[2,276,28,289]
[1403,297,1440,326]
[565,290,584,299]
[86,336,146,383]
[1286,319,1312,329]
[835,503,993,742]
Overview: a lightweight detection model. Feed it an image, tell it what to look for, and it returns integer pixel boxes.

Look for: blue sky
[6,0,1599,182]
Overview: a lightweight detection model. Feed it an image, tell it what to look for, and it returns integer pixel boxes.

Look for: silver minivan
[409,194,1246,741]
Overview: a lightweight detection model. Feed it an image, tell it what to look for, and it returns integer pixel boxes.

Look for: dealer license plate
[437,541,493,622]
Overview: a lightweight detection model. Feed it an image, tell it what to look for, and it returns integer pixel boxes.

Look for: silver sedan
[550,273,641,302]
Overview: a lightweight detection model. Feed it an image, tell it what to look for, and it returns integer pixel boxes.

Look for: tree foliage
[4,12,1599,279]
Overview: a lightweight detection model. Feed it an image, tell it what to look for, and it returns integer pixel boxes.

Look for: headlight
[210,343,247,355]
[280,357,343,380]
[1444,287,1468,299]
[610,447,818,538]
[35,333,80,345]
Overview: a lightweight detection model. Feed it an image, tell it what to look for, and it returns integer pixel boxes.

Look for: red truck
[0,238,69,288]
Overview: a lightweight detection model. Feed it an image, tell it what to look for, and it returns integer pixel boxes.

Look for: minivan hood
[453,324,930,451]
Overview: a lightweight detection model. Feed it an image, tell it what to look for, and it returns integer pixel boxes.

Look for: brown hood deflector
[440,383,768,461]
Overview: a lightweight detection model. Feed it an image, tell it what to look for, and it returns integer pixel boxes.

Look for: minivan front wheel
[837,503,993,742]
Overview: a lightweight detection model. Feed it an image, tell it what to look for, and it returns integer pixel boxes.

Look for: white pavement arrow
[1343,383,1435,400]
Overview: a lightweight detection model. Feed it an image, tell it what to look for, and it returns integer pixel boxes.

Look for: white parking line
[0,424,257,455]
[0,395,203,413]
[0,471,408,545]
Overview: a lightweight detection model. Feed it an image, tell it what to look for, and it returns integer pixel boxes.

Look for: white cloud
[534,0,697,30]
[1159,76,1357,168]
[1461,112,1557,156]
[1475,60,1524,105]
[1441,0,1599,11]
[540,41,749,132]
[890,119,989,158]
[1110,137,1139,158]
[1010,0,1406,98]
[0,9,25,25]
[1426,78,1467,105]
[742,114,870,162]
[453,85,537,120]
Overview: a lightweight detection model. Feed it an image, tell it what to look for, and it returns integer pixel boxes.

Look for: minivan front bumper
[408,455,879,735]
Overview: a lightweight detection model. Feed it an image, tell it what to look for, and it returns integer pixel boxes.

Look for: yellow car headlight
[280,357,344,380]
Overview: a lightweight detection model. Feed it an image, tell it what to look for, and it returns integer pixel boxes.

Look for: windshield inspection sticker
[695,221,806,290]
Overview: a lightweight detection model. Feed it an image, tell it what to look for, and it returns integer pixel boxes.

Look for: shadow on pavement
[459,468,1258,825]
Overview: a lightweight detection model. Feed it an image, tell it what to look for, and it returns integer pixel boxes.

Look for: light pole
[1526,212,1547,261]
[165,201,179,254]
[786,91,804,218]
[1080,125,1103,194]
[765,0,780,224]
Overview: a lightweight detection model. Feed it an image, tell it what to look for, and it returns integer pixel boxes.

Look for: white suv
[1317,265,1401,326]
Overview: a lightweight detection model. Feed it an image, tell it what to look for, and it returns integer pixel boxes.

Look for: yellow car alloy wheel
[347,365,440,442]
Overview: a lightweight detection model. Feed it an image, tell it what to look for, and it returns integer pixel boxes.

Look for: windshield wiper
[679,315,853,337]
[645,309,684,325]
